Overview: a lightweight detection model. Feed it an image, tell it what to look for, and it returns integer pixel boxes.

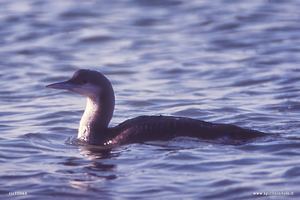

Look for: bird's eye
[82,79,88,84]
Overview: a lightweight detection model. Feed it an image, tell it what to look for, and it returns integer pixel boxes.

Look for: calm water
[1,0,300,199]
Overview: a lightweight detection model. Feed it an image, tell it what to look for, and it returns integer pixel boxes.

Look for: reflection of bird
[46,69,269,146]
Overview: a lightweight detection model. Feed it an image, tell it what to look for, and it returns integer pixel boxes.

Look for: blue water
[1,0,300,199]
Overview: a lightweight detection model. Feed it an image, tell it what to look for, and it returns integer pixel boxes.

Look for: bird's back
[108,116,268,145]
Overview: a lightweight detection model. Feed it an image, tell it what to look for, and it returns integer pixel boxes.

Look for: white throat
[78,97,99,141]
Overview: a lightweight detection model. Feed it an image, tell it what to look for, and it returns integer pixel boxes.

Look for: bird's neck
[78,90,115,144]
[78,97,99,141]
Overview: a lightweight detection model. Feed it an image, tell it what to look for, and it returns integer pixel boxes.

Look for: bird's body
[46,69,269,146]
[105,115,266,145]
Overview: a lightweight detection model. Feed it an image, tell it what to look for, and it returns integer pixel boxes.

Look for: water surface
[1,0,300,199]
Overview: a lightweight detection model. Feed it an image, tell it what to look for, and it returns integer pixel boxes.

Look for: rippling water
[1,0,300,199]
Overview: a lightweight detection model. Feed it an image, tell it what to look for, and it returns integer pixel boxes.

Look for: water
[1,0,300,199]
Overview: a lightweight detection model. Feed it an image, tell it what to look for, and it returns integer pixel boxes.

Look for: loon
[46,69,269,146]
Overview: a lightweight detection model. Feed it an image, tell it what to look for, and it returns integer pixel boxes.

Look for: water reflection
[66,144,120,192]
[78,145,118,160]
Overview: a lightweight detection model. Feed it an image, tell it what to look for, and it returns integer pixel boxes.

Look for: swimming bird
[46,69,269,146]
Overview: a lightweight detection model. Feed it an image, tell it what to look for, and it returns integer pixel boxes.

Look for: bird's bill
[46,81,79,91]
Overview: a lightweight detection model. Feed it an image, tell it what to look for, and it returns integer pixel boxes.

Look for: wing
[108,116,268,145]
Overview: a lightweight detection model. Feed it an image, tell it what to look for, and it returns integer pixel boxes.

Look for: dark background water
[1,0,300,199]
